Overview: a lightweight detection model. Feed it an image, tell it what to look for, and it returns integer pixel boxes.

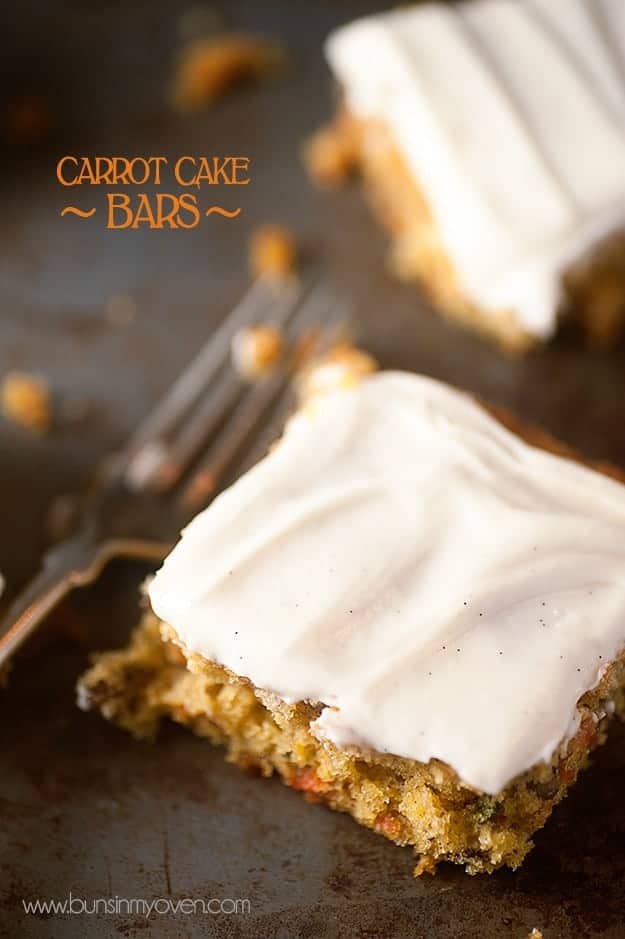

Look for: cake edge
[304,109,625,352]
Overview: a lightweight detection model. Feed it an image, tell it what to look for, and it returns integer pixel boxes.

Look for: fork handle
[0,531,170,668]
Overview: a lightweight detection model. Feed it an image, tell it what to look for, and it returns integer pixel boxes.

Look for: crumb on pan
[1,371,51,433]
[248,225,297,280]
[231,324,284,379]
[296,342,378,402]
[171,33,285,111]
[302,123,359,188]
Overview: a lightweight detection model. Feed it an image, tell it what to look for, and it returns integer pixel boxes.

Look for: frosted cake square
[306,0,625,351]
[78,371,625,874]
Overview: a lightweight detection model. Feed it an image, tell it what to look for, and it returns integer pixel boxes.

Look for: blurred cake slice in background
[307,0,625,352]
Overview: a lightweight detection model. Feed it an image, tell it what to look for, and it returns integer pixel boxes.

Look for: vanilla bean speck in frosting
[149,372,625,794]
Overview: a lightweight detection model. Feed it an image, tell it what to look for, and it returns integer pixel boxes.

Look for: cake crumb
[232,324,284,379]
[1,372,51,433]
[171,33,285,110]
[528,929,543,939]
[297,342,378,402]
[303,124,358,188]
[414,855,438,877]
[249,225,297,280]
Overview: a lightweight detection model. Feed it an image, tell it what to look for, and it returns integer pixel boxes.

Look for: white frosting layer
[149,372,625,794]
[325,0,625,338]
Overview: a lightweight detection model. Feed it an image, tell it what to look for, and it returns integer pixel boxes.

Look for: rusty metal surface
[1,1,625,937]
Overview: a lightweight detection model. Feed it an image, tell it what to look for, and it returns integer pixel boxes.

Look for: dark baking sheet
[2,2,625,937]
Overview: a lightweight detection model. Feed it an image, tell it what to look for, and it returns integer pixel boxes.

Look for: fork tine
[178,281,342,513]
[145,282,316,493]
[141,371,244,491]
[240,298,356,480]
[121,275,310,490]
[113,276,300,485]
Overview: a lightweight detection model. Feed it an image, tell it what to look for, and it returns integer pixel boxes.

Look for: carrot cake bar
[78,370,625,874]
[308,0,625,351]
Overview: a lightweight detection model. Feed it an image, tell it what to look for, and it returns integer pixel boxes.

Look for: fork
[0,274,343,668]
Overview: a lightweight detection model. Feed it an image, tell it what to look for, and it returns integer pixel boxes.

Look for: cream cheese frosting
[149,372,625,795]
[325,0,625,338]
